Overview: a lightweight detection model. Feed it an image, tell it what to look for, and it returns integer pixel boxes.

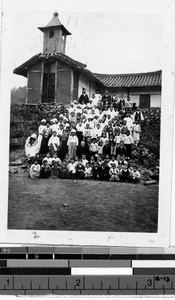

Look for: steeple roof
[38,12,71,35]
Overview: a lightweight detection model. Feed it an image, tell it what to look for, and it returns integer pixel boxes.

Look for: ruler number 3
[147,279,152,286]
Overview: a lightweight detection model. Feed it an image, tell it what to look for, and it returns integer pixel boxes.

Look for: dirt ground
[8,168,158,232]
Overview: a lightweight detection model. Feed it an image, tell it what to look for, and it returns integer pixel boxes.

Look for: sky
[2,0,163,88]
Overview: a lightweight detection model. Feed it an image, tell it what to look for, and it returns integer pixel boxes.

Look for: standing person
[124,112,133,134]
[38,119,47,151]
[102,90,112,106]
[79,88,89,105]
[76,140,90,160]
[116,141,127,162]
[132,120,141,146]
[48,131,60,157]
[123,130,133,159]
[133,107,144,123]
[67,129,79,160]
[89,138,98,157]
[125,96,132,110]
[59,129,69,161]
[76,120,84,144]
[119,94,125,111]
[29,160,41,179]
[94,90,102,106]
[40,121,52,155]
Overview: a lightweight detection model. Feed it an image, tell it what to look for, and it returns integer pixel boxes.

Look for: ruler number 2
[75,279,81,287]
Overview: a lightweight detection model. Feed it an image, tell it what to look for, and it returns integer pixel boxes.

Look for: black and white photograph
[0,0,174,246]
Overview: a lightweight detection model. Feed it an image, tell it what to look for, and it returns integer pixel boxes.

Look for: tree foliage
[11,86,27,105]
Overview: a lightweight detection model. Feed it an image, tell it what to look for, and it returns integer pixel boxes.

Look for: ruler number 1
[6,280,10,286]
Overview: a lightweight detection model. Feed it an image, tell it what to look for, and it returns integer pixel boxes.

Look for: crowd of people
[25,89,145,183]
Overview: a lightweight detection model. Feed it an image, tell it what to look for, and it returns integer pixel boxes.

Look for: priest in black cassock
[79,88,89,104]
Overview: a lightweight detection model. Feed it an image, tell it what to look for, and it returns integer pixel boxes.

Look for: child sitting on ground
[52,153,62,165]
[60,160,69,179]
[82,154,88,167]
[119,164,132,182]
[29,160,40,179]
[109,163,120,182]
[76,160,85,179]
[131,165,141,183]
[40,160,51,178]
[84,163,92,179]
[108,155,118,168]
[42,152,52,166]
[67,158,76,180]
[50,161,60,179]
[92,161,99,180]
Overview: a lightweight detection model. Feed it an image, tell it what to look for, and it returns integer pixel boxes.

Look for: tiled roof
[13,53,102,85]
[38,12,71,35]
[13,53,161,87]
[94,70,161,87]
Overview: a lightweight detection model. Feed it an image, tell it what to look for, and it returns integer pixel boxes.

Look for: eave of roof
[94,70,161,87]
[13,53,161,87]
[38,25,71,35]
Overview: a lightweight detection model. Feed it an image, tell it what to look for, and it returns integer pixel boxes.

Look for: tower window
[49,29,54,38]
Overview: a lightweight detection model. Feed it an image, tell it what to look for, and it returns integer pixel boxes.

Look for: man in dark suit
[79,88,89,104]
[102,90,112,106]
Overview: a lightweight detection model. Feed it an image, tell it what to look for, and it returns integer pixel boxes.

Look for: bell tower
[38,12,71,54]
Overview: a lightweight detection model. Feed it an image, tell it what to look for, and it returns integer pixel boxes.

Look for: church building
[14,12,161,108]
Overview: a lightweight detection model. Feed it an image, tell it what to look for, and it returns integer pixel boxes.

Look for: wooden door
[139,94,150,108]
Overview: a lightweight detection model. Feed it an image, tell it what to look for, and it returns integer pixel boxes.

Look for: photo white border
[0,0,174,247]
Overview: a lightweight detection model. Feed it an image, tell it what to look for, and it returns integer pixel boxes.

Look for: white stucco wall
[130,94,140,107]
[151,94,161,107]
[78,75,90,97]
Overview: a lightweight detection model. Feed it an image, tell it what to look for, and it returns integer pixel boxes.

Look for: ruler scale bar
[0,253,175,260]
[0,247,175,295]
[0,268,71,275]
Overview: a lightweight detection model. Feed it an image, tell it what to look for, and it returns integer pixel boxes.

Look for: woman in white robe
[25,133,39,163]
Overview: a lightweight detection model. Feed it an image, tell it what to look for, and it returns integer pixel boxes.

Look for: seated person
[119,164,132,182]
[92,161,99,180]
[40,160,51,179]
[108,155,118,168]
[76,160,85,179]
[67,158,76,180]
[84,163,92,179]
[50,161,60,179]
[29,160,41,179]
[130,165,141,183]
[60,160,69,179]
[109,163,120,182]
